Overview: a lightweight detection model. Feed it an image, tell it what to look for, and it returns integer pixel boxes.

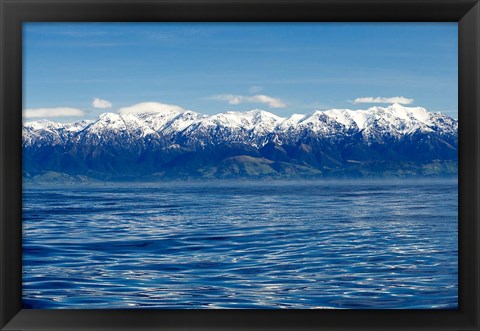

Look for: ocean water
[22,179,458,309]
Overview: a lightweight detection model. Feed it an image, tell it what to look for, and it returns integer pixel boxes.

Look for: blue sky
[23,22,458,122]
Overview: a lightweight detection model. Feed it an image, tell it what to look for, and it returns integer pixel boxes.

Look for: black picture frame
[1,0,479,330]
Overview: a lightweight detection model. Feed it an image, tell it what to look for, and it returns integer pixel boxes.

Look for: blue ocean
[22,179,458,309]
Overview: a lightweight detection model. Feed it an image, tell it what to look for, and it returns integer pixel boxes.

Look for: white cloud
[117,102,186,115]
[212,94,287,108]
[23,107,85,118]
[353,96,414,105]
[92,97,112,109]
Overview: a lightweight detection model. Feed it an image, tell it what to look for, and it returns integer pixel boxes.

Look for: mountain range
[22,103,458,181]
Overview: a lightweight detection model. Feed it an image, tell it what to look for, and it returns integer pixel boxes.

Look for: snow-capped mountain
[22,104,458,180]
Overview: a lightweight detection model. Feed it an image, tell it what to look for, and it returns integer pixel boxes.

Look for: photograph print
[22,23,458,309]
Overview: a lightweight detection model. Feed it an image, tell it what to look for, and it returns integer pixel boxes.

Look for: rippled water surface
[22,179,458,309]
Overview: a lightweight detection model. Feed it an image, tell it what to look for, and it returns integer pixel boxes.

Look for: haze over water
[22,179,458,309]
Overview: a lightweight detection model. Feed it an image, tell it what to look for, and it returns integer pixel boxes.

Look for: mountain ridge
[22,104,458,180]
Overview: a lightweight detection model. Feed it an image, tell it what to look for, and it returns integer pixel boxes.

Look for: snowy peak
[93,113,125,129]
[24,119,63,131]
[320,104,456,136]
[23,104,457,148]
[245,109,285,122]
